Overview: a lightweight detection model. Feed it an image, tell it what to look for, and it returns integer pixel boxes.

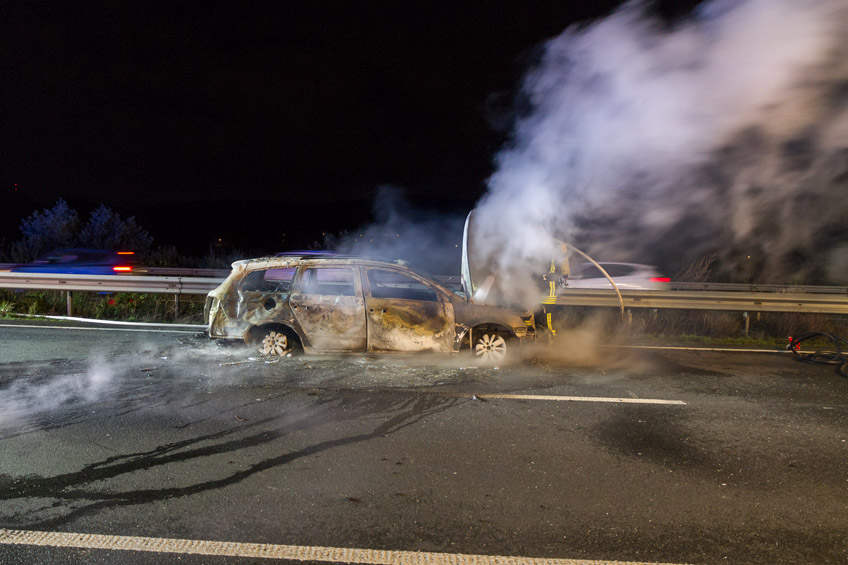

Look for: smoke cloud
[473,0,848,306]
[329,186,464,276]
[0,357,116,432]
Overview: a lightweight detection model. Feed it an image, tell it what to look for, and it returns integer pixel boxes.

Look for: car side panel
[208,265,304,345]
[289,267,366,351]
[364,297,454,352]
[361,266,454,352]
[236,289,299,332]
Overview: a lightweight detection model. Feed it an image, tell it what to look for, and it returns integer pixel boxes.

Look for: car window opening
[301,267,355,296]
[240,267,296,292]
[368,269,438,302]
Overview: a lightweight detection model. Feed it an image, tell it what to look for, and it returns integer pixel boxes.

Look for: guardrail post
[66,291,73,317]
[174,293,180,319]
[743,311,749,337]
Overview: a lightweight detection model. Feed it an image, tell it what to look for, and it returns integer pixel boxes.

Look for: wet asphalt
[0,321,846,564]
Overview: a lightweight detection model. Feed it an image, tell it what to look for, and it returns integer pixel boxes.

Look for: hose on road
[787,331,848,378]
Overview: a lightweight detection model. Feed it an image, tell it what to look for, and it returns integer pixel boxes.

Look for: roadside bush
[199,244,247,269]
[549,305,848,343]
[78,205,152,252]
[142,245,186,267]
[674,254,716,283]
[11,199,80,261]
[19,291,63,316]
[640,309,743,337]
[0,290,205,323]
[8,199,154,262]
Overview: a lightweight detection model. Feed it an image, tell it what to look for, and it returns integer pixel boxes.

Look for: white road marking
[372,390,686,406]
[19,314,205,329]
[0,323,198,334]
[0,528,688,565]
[468,393,686,405]
[605,344,790,354]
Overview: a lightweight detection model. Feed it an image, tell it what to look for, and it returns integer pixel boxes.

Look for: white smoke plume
[330,186,465,276]
[0,357,116,430]
[474,0,848,306]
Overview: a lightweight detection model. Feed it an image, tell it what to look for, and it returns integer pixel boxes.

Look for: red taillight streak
[650,277,670,283]
[113,266,133,272]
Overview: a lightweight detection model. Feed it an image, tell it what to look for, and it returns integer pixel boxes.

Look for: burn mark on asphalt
[0,392,460,530]
[611,351,725,378]
[591,405,707,469]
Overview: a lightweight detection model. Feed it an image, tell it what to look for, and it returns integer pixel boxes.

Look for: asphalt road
[0,320,846,564]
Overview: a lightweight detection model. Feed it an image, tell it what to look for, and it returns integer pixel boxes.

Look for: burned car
[205,254,535,362]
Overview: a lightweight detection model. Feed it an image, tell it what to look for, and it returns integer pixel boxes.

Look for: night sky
[1,0,698,253]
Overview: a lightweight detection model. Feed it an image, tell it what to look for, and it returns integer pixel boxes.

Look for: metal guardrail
[0,272,846,314]
[672,282,848,295]
[0,265,231,277]
[0,273,223,295]
[4,266,845,294]
[144,267,231,278]
[548,288,848,314]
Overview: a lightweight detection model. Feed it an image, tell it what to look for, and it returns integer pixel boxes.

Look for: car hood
[450,295,527,329]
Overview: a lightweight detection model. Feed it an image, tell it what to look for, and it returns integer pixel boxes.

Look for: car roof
[273,250,351,257]
[574,261,658,269]
[231,255,451,289]
[235,254,405,267]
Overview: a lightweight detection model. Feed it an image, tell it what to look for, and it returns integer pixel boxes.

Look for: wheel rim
[260,331,290,356]
[474,333,506,362]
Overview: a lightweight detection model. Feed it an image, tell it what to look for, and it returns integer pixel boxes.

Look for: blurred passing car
[565,262,670,289]
[206,254,536,362]
[10,249,141,275]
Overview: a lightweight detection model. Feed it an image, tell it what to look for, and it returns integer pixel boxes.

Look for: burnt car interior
[300,267,356,296]
[239,267,296,292]
[366,269,438,302]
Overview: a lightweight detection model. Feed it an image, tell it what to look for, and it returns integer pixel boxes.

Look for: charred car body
[205,254,535,362]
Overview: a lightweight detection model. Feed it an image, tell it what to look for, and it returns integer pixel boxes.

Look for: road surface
[0,319,845,564]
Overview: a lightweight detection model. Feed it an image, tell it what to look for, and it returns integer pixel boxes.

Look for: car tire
[473,332,508,365]
[259,329,294,357]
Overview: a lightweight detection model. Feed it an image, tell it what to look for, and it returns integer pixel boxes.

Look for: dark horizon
[2,1,650,253]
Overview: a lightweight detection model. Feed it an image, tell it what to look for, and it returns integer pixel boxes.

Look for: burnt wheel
[474,332,508,364]
[260,330,292,356]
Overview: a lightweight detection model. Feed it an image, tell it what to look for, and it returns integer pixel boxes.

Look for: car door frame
[234,266,297,323]
[360,265,455,353]
[289,264,367,352]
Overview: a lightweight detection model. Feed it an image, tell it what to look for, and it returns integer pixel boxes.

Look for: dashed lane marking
[0,528,688,564]
[359,389,686,406]
[604,344,789,354]
[464,393,685,405]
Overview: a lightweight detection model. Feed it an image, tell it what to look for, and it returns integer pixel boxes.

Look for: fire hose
[787,331,848,378]
[567,245,625,318]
